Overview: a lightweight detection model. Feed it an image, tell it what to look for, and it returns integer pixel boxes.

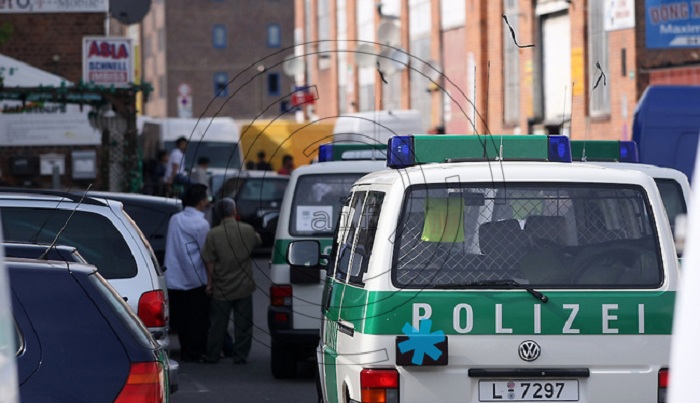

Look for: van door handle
[338,319,354,337]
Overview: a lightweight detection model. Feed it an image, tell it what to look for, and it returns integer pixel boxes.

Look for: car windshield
[165,140,242,171]
[392,183,663,289]
[289,173,365,236]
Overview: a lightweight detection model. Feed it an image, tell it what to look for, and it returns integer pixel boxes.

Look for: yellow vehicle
[239,120,335,171]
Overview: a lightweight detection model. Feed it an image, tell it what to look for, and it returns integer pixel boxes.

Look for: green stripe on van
[324,283,674,336]
[271,238,334,264]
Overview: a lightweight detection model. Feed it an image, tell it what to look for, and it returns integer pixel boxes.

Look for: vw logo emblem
[518,340,541,362]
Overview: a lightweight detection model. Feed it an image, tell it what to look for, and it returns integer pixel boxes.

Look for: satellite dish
[282,55,304,77]
[421,59,443,82]
[377,48,397,76]
[390,48,409,72]
[355,43,377,68]
[377,21,401,46]
[110,0,151,25]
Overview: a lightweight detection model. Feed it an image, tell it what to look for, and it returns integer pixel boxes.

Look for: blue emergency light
[387,134,572,169]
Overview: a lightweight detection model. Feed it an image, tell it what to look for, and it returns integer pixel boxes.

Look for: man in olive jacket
[202,197,262,364]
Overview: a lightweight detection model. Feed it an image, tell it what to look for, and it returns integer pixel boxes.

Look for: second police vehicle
[289,134,678,403]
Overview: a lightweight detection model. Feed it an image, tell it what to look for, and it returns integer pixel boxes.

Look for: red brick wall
[0,14,104,82]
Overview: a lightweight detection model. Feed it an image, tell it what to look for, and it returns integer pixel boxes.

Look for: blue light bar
[318,144,334,162]
[618,141,639,163]
[387,135,415,168]
[547,135,572,163]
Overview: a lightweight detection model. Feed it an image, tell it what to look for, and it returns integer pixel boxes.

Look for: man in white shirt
[164,183,211,362]
[165,136,189,189]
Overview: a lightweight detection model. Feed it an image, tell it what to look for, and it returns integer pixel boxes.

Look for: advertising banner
[83,36,134,87]
[0,0,108,13]
[646,0,700,48]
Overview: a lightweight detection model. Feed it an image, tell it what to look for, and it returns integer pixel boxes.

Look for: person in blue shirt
[164,183,211,362]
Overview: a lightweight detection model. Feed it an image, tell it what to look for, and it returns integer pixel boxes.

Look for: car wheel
[271,340,298,379]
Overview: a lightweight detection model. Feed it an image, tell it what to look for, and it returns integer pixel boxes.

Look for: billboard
[646,0,700,48]
[83,37,134,87]
[0,0,108,13]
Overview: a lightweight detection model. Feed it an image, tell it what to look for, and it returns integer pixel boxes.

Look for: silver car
[0,189,170,349]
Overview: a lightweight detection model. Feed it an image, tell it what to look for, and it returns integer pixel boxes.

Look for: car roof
[291,160,388,176]
[3,242,78,253]
[355,161,658,187]
[80,191,182,208]
[0,188,108,206]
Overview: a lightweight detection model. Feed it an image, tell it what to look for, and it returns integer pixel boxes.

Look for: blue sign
[646,0,700,48]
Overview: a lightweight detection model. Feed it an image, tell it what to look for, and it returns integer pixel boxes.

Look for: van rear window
[289,173,365,236]
[1,208,137,279]
[392,183,663,289]
[165,140,242,170]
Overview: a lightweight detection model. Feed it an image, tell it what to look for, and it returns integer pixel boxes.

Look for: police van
[268,144,388,378]
[288,135,678,402]
[570,139,691,244]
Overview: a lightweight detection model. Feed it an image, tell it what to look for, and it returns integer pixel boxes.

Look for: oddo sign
[82,37,134,87]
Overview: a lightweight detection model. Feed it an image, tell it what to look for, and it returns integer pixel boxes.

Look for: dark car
[76,191,183,266]
[212,171,289,247]
[8,257,172,401]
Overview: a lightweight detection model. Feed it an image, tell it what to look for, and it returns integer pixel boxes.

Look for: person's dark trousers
[169,286,209,361]
[206,295,253,363]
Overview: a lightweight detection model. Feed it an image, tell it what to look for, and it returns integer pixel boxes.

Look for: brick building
[0,9,108,188]
[296,0,700,140]
[140,0,295,120]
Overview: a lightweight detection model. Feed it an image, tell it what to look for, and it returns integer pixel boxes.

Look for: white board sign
[296,206,334,232]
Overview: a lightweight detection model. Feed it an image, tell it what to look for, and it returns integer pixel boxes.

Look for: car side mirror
[262,211,279,231]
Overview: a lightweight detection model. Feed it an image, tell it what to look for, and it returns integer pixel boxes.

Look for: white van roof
[332,110,424,145]
[138,116,241,143]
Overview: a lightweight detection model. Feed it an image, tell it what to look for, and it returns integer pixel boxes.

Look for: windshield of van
[238,178,288,201]
[654,178,687,239]
[165,140,242,171]
[393,183,662,289]
[289,173,365,236]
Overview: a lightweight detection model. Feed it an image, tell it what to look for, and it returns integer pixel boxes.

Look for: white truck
[139,116,244,176]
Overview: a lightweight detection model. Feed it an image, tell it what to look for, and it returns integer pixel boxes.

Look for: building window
[212,25,227,49]
[267,24,281,47]
[357,0,376,111]
[317,0,331,69]
[267,73,281,96]
[158,27,165,52]
[337,0,347,113]
[214,72,228,97]
[158,75,166,99]
[503,0,520,126]
[409,0,431,130]
[588,0,610,116]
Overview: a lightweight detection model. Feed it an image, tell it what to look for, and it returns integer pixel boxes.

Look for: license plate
[479,380,579,401]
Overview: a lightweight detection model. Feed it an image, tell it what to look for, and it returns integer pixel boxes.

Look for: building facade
[140,0,295,120]
[296,0,700,140]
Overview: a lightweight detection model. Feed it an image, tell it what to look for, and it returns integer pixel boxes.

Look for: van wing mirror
[286,240,322,267]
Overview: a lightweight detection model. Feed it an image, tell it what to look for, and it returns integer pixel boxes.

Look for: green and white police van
[288,135,678,402]
[268,144,388,378]
[571,140,691,244]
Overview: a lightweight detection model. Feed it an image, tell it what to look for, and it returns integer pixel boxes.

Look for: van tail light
[138,290,167,327]
[360,369,399,403]
[114,362,165,403]
[658,368,668,403]
[270,285,292,306]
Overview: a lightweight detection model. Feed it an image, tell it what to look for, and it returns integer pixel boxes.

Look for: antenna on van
[38,184,93,260]
[582,62,608,161]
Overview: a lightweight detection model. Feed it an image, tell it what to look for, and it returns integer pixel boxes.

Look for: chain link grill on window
[393,184,661,288]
